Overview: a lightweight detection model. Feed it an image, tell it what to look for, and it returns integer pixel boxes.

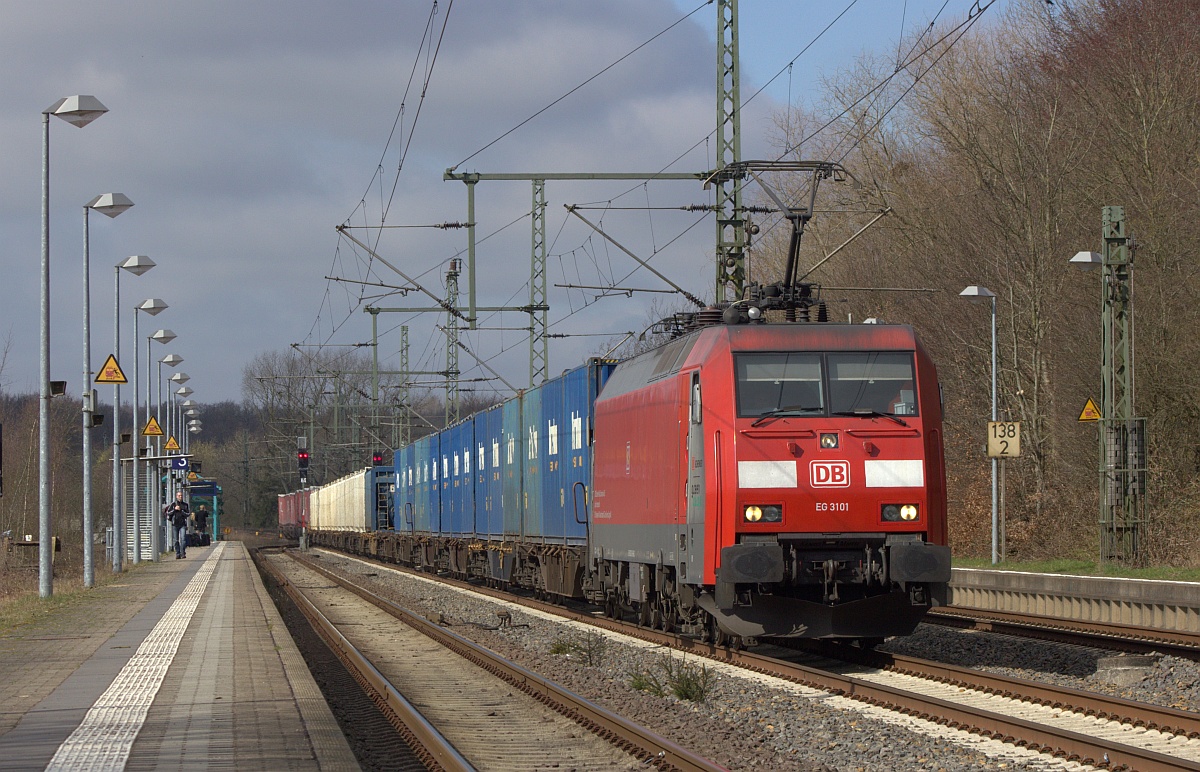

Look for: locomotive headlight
[744,504,782,523]
[820,433,839,449]
[882,504,919,522]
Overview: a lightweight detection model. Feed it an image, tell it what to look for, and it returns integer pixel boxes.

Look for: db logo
[810,460,850,488]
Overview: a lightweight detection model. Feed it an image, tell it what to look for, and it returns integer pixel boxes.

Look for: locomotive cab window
[735,351,917,418]
[827,352,917,416]
[735,353,824,417]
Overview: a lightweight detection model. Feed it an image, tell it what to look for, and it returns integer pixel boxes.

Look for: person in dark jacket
[194,505,210,546]
[164,491,191,558]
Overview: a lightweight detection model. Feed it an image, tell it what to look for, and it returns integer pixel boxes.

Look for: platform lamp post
[959,285,998,564]
[39,95,109,599]
[146,329,175,561]
[162,364,186,505]
[187,421,202,447]
[82,193,133,588]
[177,388,194,453]
[130,299,167,564]
[184,408,200,454]
[112,256,155,573]
[154,350,180,444]
[167,370,189,450]
[180,399,198,447]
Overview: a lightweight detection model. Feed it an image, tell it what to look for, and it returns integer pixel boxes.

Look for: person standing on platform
[194,505,210,545]
[164,491,191,559]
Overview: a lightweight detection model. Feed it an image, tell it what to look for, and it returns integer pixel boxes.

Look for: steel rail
[288,549,729,772]
[254,549,472,772]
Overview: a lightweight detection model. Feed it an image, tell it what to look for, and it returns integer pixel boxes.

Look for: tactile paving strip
[45,544,226,771]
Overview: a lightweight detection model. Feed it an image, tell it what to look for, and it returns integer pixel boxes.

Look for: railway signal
[371,451,384,466]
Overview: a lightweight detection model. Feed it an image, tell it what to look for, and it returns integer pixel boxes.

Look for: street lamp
[40,94,108,598]
[82,193,133,589]
[151,338,177,439]
[177,386,194,453]
[111,256,154,574]
[146,329,175,561]
[168,370,189,443]
[960,285,998,564]
[180,399,198,453]
[130,298,167,564]
[159,362,185,507]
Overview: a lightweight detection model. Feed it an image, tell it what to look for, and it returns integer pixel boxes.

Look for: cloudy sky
[0,0,997,408]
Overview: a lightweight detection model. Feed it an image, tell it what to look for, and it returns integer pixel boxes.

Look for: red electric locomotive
[588,319,950,641]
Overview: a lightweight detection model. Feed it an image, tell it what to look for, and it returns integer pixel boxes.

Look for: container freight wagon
[367,466,395,532]
[277,488,310,539]
[380,359,614,590]
[309,468,370,552]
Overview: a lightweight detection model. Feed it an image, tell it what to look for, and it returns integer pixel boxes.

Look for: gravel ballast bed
[301,550,1150,771]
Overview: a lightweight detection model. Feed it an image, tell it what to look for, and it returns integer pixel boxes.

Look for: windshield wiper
[750,405,822,427]
[831,409,908,427]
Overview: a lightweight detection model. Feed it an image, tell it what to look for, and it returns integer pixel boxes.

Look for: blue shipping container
[442,420,475,537]
[478,405,505,540]
[502,395,524,539]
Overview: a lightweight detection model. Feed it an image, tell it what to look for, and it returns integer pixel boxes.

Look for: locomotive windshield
[736,351,917,418]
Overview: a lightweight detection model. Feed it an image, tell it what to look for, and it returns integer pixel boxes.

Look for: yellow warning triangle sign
[164,436,181,451]
[1078,398,1102,422]
[95,354,128,384]
[142,416,164,436]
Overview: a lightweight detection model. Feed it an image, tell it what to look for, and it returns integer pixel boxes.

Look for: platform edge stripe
[44,544,226,771]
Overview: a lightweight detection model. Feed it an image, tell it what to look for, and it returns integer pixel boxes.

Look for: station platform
[0,542,357,771]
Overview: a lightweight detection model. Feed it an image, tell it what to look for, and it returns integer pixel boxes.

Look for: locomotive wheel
[661,603,677,634]
[707,615,730,647]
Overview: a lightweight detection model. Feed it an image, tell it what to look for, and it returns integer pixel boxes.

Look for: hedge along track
[268,548,728,772]
[309,546,1200,772]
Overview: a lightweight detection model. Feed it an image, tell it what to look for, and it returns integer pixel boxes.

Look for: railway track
[256,547,727,772]
[308,546,1200,771]
[927,607,1200,662]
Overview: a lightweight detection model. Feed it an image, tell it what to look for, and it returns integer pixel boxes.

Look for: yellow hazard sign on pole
[164,436,180,451]
[1078,398,1102,422]
[95,355,128,384]
[142,416,164,436]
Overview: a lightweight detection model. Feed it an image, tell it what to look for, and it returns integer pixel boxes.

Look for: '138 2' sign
[987,421,1021,458]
